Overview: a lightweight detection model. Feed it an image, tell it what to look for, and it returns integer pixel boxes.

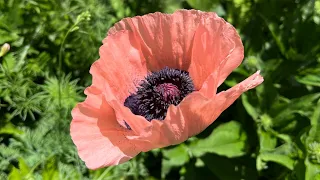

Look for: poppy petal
[109,9,243,91]
[92,30,155,133]
[189,18,243,91]
[160,71,264,144]
[108,9,215,72]
[123,106,187,152]
[70,89,141,169]
[107,99,152,136]
[188,24,222,92]
[214,70,264,117]
[98,30,148,103]
[216,23,244,87]
[152,105,187,146]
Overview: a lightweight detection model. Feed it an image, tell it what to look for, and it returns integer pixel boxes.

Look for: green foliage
[190,121,247,158]
[0,0,320,179]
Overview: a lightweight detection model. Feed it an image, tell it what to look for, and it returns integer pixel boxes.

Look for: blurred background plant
[0,0,320,179]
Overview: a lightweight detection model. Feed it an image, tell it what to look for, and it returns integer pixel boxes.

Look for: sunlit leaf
[259,153,295,170]
[161,144,189,178]
[8,167,21,180]
[0,122,23,135]
[305,158,320,180]
[190,121,247,158]
[258,128,277,152]
[42,157,59,180]
[8,158,33,180]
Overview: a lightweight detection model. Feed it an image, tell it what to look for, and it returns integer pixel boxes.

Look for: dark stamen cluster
[124,67,195,124]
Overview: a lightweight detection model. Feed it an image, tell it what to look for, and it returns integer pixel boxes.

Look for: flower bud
[0,43,10,57]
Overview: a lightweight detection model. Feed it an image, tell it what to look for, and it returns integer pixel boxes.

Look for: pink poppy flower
[70,9,264,170]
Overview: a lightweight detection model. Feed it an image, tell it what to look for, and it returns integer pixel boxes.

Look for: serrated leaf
[190,121,247,158]
[259,153,295,170]
[258,142,297,171]
[1,53,16,73]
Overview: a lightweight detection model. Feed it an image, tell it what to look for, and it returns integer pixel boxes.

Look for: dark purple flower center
[124,67,195,128]
[155,83,180,102]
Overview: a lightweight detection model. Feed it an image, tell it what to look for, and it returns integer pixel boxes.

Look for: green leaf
[293,160,306,180]
[18,158,31,177]
[162,144,189,178]
[257,128,276,171]
[0,122,23,135]
[187,0,219,11]
[305,157,320,180]
[307,100,320,143]
[259,153,295,170]
[296,74,320,87]
[201,154,258,180]
[258,142,297,171]
[70,26,79,32]
[258,128,277,152]
[8,158,34,180]
[272,93,320,127]
[163,0,183,13]
[8,167,21,180]
[1,53,16,73]
[242,93,259,121]
[261,16,287,58]
[162,144,189,167]
[190,121,247,158]
[42,157,59,180]
[256,156,266,171]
